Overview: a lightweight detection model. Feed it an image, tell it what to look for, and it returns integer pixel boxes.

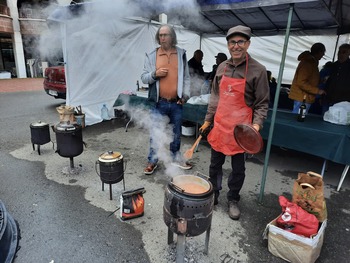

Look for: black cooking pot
[52,122,83,158]
[95,151,125,184]
[30,121,50,146]
[163,173,214,237]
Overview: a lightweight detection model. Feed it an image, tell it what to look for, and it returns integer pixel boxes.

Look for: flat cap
[226,25,251,40]
[215,53,228,61]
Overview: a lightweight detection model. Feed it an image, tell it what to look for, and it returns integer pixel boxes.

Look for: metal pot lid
[98,151,122,162]
[31,120,49,127]
[233,123,263,154]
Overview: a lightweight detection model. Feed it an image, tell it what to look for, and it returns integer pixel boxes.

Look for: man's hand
[199,121,211,133]
[177,98,185,105]
[252,123,260,131]
[155,68,168,78]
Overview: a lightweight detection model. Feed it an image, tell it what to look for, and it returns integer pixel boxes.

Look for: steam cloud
[34,0,210,175]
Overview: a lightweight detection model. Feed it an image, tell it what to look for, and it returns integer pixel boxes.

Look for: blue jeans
[292,100,311,114]
[148,100,183,164]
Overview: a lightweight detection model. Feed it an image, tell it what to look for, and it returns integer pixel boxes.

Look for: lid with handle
[30,120,49,128]
[98,151,123,162]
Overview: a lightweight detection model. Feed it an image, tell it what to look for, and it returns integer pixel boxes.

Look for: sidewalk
[0,78,44,93]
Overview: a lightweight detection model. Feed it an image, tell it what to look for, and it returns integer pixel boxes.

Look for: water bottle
[101,104,110,120]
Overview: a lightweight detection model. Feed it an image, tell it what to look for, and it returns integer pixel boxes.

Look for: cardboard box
[263,218,327,263]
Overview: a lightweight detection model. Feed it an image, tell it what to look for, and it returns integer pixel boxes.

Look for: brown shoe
[228,201,240,220]
[144,163,157,175]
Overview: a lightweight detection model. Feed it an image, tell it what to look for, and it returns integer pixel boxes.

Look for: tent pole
[332,34,340,61]
[258,4,294,203]
[61,22,70,104]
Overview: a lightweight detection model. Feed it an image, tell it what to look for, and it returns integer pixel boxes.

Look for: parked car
[43,65,66,99]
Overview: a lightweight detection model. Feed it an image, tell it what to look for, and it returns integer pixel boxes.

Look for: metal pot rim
[98,151,123,162]
[170,174,212,196]
[31,121,49,127]
[55,122,79,131]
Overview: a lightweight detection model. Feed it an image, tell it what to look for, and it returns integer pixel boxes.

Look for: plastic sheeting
[63,18,200,125]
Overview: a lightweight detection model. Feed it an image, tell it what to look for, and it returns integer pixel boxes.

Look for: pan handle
[194,170,210,180]
[169,182,185,193]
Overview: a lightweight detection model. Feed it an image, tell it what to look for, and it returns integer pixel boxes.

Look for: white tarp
[201,33,349,84]
[63,18,200,125]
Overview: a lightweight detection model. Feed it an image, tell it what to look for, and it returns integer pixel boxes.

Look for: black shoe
[214,197,218,205]
[214,191,219,205]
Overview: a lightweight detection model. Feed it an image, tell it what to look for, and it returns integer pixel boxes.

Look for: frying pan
[233,124,263,154]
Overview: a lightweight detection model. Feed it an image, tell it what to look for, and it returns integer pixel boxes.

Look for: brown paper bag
[292,171,327,222]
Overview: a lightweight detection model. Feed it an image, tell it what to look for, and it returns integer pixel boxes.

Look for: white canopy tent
[47,0,350,201]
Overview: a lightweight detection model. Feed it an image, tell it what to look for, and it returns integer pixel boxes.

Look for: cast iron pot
[30,121,51,146]
[163,173,214,237]
[95,151,126,184]
[52,122,83,158]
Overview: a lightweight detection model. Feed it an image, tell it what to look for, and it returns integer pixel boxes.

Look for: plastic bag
[323,101,350,125]
[276,196,319,237]
[120,187,146,220]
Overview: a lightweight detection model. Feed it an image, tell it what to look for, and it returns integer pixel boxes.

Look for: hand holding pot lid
[233,123,263,154]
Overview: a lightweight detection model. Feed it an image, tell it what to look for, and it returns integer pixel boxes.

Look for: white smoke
[118,95,189,177]
[36,0,208,175]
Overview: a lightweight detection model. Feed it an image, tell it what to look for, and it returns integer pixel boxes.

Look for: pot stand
[30,122,53,155]
[96,157,127,200]
[102,177,126,201]
[167,223,211,263]
[32,141,54,155]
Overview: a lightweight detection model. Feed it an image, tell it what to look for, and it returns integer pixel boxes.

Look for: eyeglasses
[159,34,171,38]
[228,40,248,47]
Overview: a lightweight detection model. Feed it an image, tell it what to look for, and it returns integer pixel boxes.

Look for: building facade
[0,0,82,78]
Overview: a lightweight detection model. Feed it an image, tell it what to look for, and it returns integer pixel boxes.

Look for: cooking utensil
[233,124,263,154]
[183,135,202,159]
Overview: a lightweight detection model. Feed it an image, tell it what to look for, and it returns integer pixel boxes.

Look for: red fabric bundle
[276,196,319,237]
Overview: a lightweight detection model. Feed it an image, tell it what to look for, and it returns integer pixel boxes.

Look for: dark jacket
[325,58,350,104]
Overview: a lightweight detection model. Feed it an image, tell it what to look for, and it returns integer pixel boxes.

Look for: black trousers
[209,148,246,202]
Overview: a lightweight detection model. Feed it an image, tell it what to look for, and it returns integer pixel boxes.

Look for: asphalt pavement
[0,78,349,263]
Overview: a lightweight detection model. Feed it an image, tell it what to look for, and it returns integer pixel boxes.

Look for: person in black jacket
[188,49,204,77]
[325,43,350,106]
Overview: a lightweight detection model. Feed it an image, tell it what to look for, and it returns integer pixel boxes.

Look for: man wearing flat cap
[199,25,269,220]
[207,52,228,82]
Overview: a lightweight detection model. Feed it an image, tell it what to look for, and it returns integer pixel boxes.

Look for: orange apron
[207,55,252,155]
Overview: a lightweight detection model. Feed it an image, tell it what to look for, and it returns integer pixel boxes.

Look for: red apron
[207,56,252,155]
